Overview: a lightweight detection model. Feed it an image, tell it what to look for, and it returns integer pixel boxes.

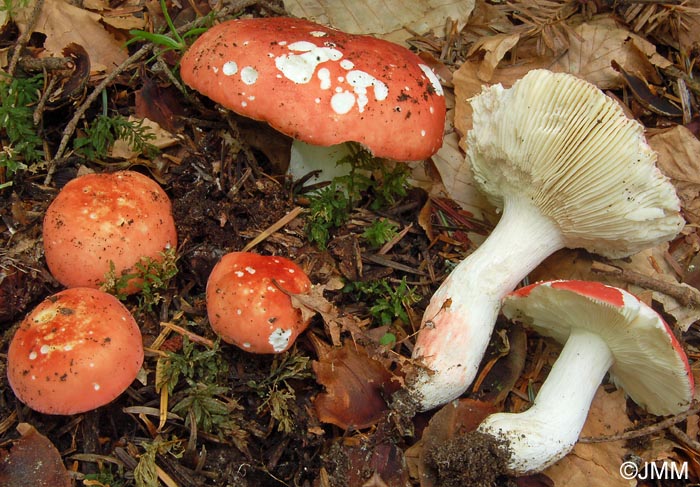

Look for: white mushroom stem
[410,194,565,410]
[478,327,615,474]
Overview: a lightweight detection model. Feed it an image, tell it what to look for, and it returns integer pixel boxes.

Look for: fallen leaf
[553,16,671,89]
[15,0,127,73]
[467,32,521,82]
[282,0,475,44]
[649,125,700,225]
[311,337,400,429]
[0,423,71,487]
[110,117,179,159]
[543,388,636,487]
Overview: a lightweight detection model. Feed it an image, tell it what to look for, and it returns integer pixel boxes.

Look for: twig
[44,0,260,184]
[580,403,700,443]
[241,206,306,252]
[591,260,700,307]
[7,0,45,78]
[669,425,700,453]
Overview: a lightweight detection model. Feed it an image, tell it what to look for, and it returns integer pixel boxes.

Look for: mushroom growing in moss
[43,170,177,294]
[206,252,312,354]
[401,69,684,412]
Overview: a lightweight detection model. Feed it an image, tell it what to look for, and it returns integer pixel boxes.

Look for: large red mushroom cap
[180,17,446,161]
[43,170,177,294]
[7,287,144,415]
[206,252,312,353]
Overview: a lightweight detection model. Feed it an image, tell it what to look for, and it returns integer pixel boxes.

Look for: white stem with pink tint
[409,195,565,411]
[477,327,614,473]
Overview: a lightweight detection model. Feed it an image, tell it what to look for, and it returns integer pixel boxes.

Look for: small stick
[241,206,305,252]
[580,403,700,443]
[591,260,700,307]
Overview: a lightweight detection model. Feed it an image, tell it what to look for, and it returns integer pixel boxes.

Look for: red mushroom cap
[180,17,446,161]
[206,252,312,353]
[43,170,177,294]
[7,287,144,414]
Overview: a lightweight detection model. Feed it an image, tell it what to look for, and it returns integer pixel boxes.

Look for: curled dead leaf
[0,423,71,487]
[310,336,401,429]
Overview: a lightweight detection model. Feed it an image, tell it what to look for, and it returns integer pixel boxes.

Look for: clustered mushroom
[43,170,177,294]
[179,16,446,163]
[475,280,694,474]
[7,287,144,415]
[206,252,312,354]
[402,69,685,412]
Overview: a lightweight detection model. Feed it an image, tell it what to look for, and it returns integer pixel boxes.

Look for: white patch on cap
[340,59,354,70]
[234,271,245,278]
[346,70,389,112]
[222,61,238,76]
[28,351,37,360]
[418,64,444,96]
[269,328,292,352]
[241,66,259,85]
[318,67,331,90]
[310,31,327,37]
[94,383,101,391]
[40,344,51,355]
[331,91,355,114]
[275,41,343,84]
[245,266,256,274]
[243,342,252,348]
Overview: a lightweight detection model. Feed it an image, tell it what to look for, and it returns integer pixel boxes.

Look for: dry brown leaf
[553,16,671,89]
[543,388,636,487]
[0,423,71,487]
[15,0,127,73]
[311,338,400,429]
[467,32,521,82]
[110,117,179,159]
[282,0,475,44]
[649,125,700,225]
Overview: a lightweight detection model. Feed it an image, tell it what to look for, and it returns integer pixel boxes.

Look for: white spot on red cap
[269,328,292,352]
[28,351,37,360]
[222,61,238,76]
[318,67,331,90]
[310,31,327,37]
[245,266,256,274]
[241,66,258,85]
[234,271,244,278]
[331,91,355,114]
[275,42,343,84]
[340,59,354,70]
[93,383,101,391]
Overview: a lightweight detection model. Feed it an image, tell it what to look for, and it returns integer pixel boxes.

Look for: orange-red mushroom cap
[180,17,446,161]
[206,252,312,353]
[7,287,144,415]
[43,170,177,294]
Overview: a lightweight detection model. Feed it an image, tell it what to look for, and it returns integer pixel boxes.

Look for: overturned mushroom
[476,280,694,474]
[402,69,684,411]
[180,16,446,162]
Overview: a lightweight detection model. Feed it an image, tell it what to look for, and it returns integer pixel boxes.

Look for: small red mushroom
[43,170,177,294]
[7,287,144,415]
[180,17,446,162]
[206,252,312,353]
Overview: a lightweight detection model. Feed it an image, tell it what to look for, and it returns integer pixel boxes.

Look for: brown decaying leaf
[0,423,71,487]
[15,0,127,73]
[310,336,400,430]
